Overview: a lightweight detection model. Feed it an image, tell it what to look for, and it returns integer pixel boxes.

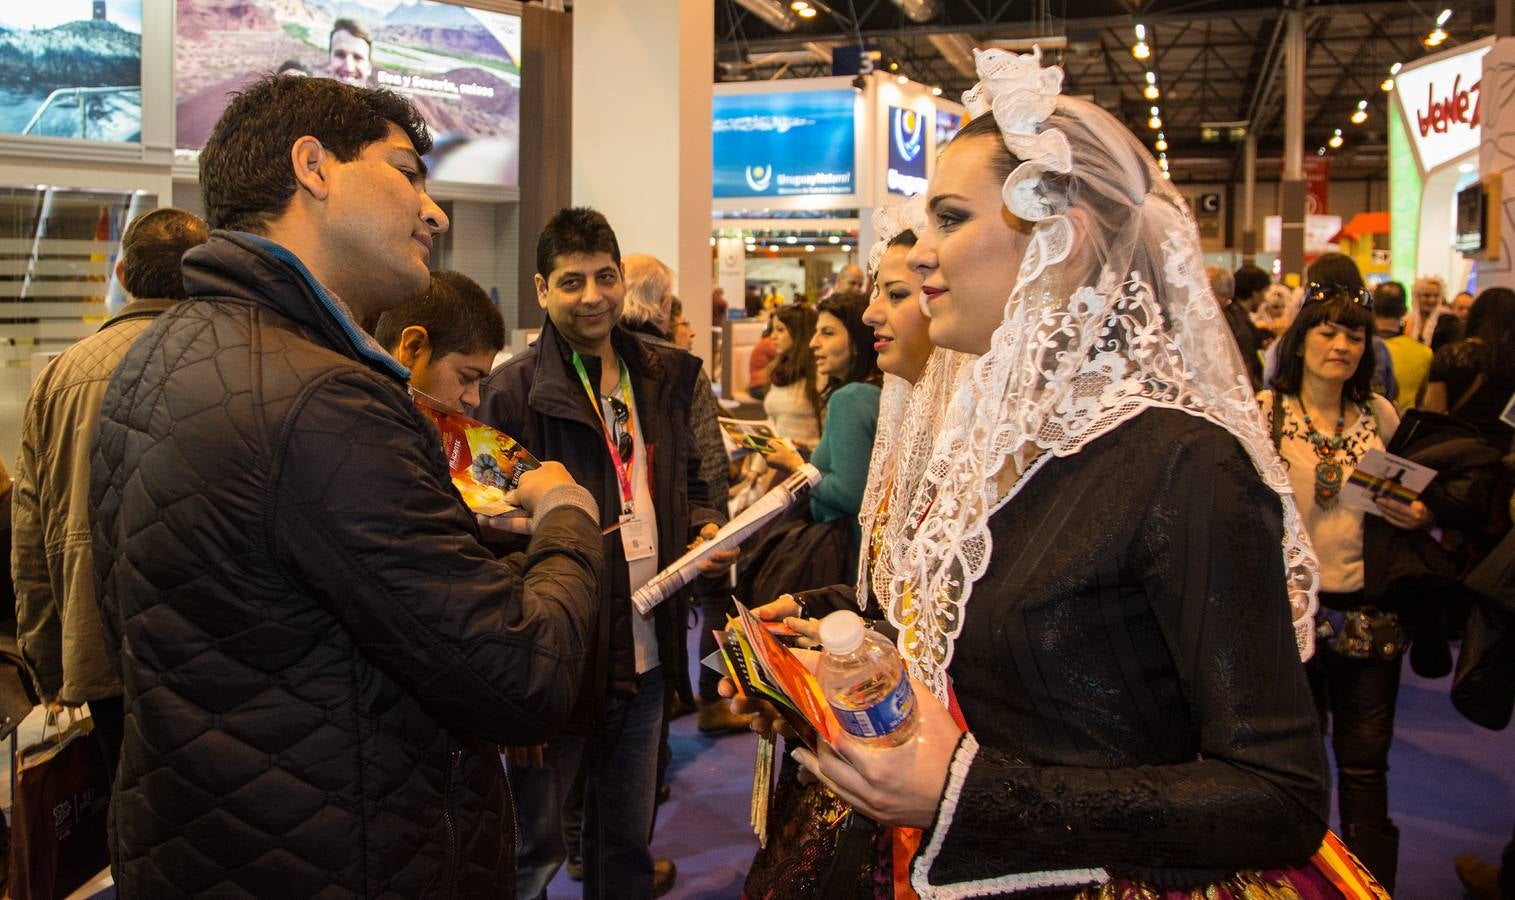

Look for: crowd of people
[1,44,1512,900]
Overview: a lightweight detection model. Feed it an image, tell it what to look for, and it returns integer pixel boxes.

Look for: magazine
[632,464,821,615]
[412,390,538,517]
[711,599,837,751]
[1342,449,1437,516]
[718,417,785,457]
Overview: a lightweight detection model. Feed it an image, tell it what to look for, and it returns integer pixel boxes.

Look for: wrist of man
[532,484,599,525]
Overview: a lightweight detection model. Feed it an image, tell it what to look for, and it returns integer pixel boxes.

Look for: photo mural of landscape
[176,0,521,187]
[0,2,143,143]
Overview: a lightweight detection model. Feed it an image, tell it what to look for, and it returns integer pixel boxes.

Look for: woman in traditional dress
[749,49,1344,899]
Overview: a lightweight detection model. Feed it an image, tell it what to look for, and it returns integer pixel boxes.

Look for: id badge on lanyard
[572,353,655,563]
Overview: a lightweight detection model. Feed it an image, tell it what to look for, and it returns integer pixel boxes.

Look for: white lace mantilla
[882,48,1320,707]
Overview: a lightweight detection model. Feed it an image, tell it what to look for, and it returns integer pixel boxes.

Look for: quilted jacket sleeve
[273,369,603,746]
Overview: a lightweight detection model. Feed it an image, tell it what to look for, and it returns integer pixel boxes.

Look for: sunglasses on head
[1303,282,1374,311]
[606,395,633,462]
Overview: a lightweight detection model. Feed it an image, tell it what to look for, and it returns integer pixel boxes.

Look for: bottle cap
[819,610,865,654]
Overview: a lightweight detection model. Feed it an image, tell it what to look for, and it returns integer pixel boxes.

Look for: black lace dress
[913,408,1330,897]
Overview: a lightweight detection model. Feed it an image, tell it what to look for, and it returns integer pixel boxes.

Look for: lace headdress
[889,48,1321,704]
[855,202,974,621]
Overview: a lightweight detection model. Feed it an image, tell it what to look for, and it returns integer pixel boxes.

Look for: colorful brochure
[1342,449,1437,516]
[718,417,785,457]
[712,599,837,751]
[412,390,538,518]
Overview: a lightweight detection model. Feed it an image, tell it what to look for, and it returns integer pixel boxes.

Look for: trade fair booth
[710,73,964,399]
[1388,36,1490,293]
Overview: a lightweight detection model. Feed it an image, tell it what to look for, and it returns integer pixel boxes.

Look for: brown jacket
[11,299,175,703]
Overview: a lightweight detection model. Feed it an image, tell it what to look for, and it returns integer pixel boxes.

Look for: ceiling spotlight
[1317,146,1327,156]
[1436,9,1451,26]
[1144,71,1156,84]
[1135,24,1147,40]
[805,244,815,252]
[1351,100,1368,125]
[1155,137,1168,152]
[828,235,840,244]
[797,5,817,16]
[1144,85,1160,101]
[768,244,779,252]
[1132,41,1151,60]
[789,0,809,8]
[1161,171,1171,180]
[1425,26,1447,47]
[889,61,899,72]
[1390,62,1403,74]
[785,235,798,244]
[841,245,852,252]
[897,74,908,84]
[1148,114,1162,129]
[1381,76,1394,92]
[1328,129,1343,149]
[930,85,943,96]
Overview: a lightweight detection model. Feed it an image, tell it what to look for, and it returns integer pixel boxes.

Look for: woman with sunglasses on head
[743,48,1352,899]
[1259,280,1420,892]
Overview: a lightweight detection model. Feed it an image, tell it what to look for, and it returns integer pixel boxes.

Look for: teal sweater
[809,381,881,570]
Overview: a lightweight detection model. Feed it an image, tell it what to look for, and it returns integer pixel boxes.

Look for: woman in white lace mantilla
[786,49,1342,899]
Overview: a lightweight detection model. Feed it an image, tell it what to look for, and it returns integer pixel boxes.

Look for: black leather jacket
[91,232,603,897]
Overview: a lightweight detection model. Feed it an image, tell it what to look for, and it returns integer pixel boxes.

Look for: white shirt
[600,392,660,674]
[763,380,821,444]
[1259,390,1400,593]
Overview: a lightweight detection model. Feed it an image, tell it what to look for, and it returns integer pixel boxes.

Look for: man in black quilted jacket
[90,75,604,897]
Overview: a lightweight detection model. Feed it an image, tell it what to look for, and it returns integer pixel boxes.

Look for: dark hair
[275,59,310,76]
[1233,264,1271,302]
[1305,252,1365,292]
[535,207,621,278]
[373,270,505,360]
[199,76,431,233]
[1372,281,1409,320]
[768,305,821,431]
[329,17,372,50]
[1268,290,1378,404]
[1466,287,1515,381]
[815,291,882,398]
[118,208,209,301]
[955,113,1017,185]
[868,230,917,282]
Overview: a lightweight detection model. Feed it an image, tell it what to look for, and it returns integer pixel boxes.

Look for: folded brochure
[1341,448,1437,516]
[718,417,785,457]
[413,389,539,518]
[712,599,836,750]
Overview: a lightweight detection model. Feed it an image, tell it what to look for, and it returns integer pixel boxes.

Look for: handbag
[7,708,112,900]
[735,509,853,608]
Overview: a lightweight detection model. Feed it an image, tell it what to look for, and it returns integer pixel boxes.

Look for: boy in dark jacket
[90,76,603,898]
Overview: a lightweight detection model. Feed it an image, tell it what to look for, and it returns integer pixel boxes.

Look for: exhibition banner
[886,105,927,196]
[935,109,962,150]
[713,89,856,199]
[174,0,521,187]
[0,3,143,142]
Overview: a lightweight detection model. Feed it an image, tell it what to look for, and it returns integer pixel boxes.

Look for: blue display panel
[935,110,962,150]
[0,2,143,142]
[713,89,857,198]
[174,0,521,186]
[886,106,927,196]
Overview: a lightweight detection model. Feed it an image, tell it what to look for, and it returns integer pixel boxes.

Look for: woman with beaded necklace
[1260,280,1427,893]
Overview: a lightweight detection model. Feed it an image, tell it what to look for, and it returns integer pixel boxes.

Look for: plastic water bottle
[817,610,918,747]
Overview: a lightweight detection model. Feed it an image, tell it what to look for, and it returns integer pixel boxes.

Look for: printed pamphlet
[1342,449,1437,516]
[413,390,539,517]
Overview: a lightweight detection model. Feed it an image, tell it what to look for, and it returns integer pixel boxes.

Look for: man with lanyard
[477,207,736,899]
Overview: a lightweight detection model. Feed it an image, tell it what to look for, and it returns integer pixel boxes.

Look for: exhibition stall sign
[935,109,962,151]
[886,105,928,196]
[713,88,857,199]
[0,3,143,143]
[174,0,521,187]
[1391,39,1491,176]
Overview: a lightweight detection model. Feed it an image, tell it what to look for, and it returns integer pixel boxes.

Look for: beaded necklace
[1299,397,1348,507]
